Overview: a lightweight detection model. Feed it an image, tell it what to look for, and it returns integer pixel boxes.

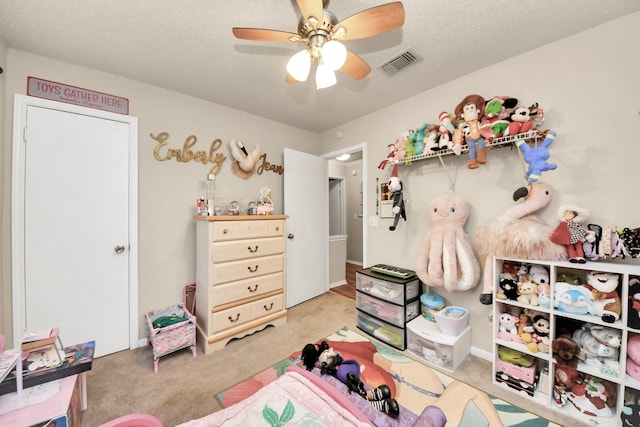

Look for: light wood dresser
[194,215,287,355]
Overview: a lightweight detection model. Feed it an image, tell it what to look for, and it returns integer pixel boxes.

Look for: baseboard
[470,345,492,362]
[329,280,347,289]
[346,260,363,266]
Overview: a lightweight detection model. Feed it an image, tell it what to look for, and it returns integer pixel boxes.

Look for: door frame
[322,143,368,268]
[10,94,139,349]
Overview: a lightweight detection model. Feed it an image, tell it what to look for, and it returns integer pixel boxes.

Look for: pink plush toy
[415,191,480,292]
[627,334,640,382]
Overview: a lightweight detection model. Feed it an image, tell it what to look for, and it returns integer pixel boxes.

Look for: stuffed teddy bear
[626,334,640,382]
[552,335,581,368]
[584,271,622,323]
[517,275,539,306]
[572,324,621,376]
[628,277,640,329]
[515,130,557,183]
[528,264,550,287]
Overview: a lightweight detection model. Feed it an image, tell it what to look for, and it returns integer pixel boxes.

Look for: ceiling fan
[232,0,405,89]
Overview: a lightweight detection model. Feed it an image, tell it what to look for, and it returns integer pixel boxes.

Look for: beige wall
[0,50,320,343]
[2,11,640,354]
[318,12,640,354]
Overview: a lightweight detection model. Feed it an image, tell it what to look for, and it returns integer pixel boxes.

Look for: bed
[177,365,446,427]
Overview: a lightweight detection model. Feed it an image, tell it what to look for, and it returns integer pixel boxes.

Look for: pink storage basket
[145,303,196,373]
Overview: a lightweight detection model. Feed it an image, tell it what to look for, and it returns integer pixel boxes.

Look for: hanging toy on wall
[230,139,261,180]
[415,191,480,292]
[388,164,406,231]
[515,130,558,183]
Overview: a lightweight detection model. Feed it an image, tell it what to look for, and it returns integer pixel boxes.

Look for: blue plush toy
[515,130,558,183]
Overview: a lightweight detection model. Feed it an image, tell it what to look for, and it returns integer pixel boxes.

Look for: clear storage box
[357,310,406,350]
[356,292,420,327]
[356,269,420,305]
[406,315,471,372]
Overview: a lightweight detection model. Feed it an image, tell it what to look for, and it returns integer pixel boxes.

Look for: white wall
[319,12,640,353]
[0,50,320,342]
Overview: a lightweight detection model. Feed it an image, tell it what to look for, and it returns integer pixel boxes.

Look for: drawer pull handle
[228,313,241,323]
[248,284,259,293]
[263,303,274,311]
[248,265,259,273]
[275,226,280,231]
[223,229,228,234]
[248,245,259,253]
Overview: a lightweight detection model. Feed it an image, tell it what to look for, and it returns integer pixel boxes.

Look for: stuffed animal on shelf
[388,164,406,231]
[626,334,640,382]
[549,204,596,263]
[622,389,640,427]
[530,314,551,353]
[507,104,536,136]
[628,277,640,329]
[528,265,550,307]
[515,130,557,183]
[415,191,480,292]
[553,281,592,315]
[497,312,521,342]
[517,275,539,306]
[584,271,622,323]
[496,275,519,301]
[552,335,581,368]
[453,94,487,169]
[572,324,621,375]
[301,341,399,417]
[378,143,397,170]
[480,96,517,142]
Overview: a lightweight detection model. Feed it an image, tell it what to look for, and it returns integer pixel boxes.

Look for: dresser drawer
[211,254,284,284]
[250,294,284,319]
[212,220,285,241]
[211,272,284,307]
[209,293,284,334]
[211,237,284,263]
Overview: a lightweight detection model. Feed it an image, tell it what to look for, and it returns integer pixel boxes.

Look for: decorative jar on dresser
[195,215,287,355]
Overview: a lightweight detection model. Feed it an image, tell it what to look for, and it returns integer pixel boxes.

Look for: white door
[12,96,138,357]
[284,149,328,307]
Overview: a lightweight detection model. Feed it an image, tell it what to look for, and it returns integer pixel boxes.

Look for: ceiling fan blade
[232,27,298,43]
[296,0,324,22]
[285,74,300,83]
[332,2,405,41]
[340,50,371,81]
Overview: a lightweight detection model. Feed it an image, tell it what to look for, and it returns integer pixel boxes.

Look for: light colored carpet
[81,292,582,426]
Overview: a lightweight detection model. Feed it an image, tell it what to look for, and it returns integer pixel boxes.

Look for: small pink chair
[98,413,163,427]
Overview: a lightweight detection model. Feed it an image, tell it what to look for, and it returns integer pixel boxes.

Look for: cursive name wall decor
[150,132,227,175]
[256,153,284,176]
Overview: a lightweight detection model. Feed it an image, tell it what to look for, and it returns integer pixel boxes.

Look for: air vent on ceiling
[380,49,422,75]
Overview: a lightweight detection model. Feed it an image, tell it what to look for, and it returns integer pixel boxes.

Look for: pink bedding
[177,365,373,427]
[178,365,446,427]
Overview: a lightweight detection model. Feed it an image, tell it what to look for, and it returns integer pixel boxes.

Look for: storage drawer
[406,316,471,372]
[356,270,419,305]
[211,254,284,284]
[211,272,284,308]
[211,237,284,263]
[356,310,406,350]
[496,358,538,385]
[356,291,419,327]
[212,220,284,241]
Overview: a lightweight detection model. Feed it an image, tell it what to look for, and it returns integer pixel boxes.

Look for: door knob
[287,233,294,239]
[114,245,126,254]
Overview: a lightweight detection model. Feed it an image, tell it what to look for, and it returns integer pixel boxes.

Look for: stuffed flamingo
[475,182,566,304]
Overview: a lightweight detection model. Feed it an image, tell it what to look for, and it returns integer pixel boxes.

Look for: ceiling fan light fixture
[286,50,311,82]
[315,63,336,89]
[322,40,347,70]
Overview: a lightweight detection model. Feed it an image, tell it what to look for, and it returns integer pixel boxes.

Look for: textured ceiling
[1,1,639,133]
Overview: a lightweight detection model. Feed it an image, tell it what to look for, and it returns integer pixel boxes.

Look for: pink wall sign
[27,77,129,115]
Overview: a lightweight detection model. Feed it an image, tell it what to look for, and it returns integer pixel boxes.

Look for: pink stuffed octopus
[416,191,480,292]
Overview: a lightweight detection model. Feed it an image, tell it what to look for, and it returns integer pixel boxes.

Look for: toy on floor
[301,341,399,417]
